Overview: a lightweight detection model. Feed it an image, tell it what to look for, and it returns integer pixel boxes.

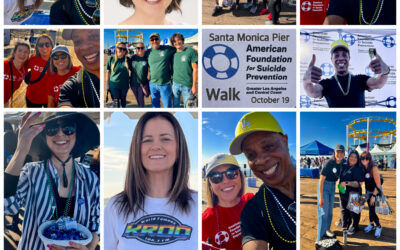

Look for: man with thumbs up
[303,40,390,108]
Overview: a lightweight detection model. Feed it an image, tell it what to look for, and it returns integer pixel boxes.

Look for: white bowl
[38,220,93,247]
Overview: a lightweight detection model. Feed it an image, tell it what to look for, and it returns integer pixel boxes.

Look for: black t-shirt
[321,159,343,182]
[58,69,100,108]
[326,0,396,25]
[319,74,370,107]
[241,184,296,250]
[339,164,364,193]
[50,0,98,25]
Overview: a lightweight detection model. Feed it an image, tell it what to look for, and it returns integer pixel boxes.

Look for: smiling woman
[118,0,182,24]
[4,112,100,250]
[104,112,198,249]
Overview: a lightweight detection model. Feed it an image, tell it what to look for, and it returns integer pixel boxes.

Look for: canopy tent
[300,140,334,156]
[387,144,396,155]
[370,144,386,156]
[355,145,364,155]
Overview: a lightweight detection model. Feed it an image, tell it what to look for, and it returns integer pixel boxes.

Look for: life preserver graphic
[215,231,229,245]
[203,44,239,80]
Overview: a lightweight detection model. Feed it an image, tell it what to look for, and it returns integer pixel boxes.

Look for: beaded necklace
[263,185,296,244]
[45,160,75,219]
[358,0,384,25]
[73,0,99,25]
[334,73,351,96]
[82,69,100,107]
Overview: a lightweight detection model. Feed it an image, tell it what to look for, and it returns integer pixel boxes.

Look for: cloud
[104,147,129,171]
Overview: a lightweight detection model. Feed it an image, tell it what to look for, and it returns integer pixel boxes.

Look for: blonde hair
[111,42,129,73]
[206,169,245,208]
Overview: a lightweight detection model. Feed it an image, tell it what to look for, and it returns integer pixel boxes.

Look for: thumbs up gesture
[304,54,323,83]
[369,52,390,75]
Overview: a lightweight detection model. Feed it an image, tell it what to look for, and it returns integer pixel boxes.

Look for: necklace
[359,0,384,25]
[334,73,351,96]
[45,160,75,219]
[82,69,100,107]
[263,186,296,244]
[52,155,72,188]
[73,0,98,25]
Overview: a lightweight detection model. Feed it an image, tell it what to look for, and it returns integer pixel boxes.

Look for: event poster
[202,29,296,108]
[300,29,396,108]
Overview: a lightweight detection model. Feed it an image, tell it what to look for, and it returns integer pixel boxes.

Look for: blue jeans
[172,82,192,108]
[149,82,172,108]
[317,180,336,241]
[110,87,128,108]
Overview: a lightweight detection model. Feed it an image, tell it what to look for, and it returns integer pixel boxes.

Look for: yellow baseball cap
[229,112,283,155]
[330,40,349,54]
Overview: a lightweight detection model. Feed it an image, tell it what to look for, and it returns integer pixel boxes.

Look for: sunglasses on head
[136,47,145,50]
[150,37,159,42]
[45,120,77,136]
[52,53,68,60]
[37,42,52,48]
[117,47,127,51]
[361,156,370,161]
[208,167,239,184]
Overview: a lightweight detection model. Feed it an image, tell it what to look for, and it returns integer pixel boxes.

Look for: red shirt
[26,55,49,104]
[202,193,255,250]
[4,60,27,104]
[46,66,81,106]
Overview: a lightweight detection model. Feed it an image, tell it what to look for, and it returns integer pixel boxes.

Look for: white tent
[370,144,386,156]
[387,143,396,155]
[355,145,364,155]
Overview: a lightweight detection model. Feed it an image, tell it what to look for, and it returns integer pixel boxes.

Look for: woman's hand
[16,112,45,155]
[370,196,376,206]
[319,198,324,208]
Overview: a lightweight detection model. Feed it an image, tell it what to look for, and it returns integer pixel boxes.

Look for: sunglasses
[85,0,100,24]
[117,47,127,51]
[45,121,77,136]
[361,157,370,161]
[37,42,52,48]
[208,167,239,184]
[52,53,68,60]
[136,47,145,50]
[150,38,160,42]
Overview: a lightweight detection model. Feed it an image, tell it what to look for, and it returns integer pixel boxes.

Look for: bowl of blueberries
[38,217,92,247]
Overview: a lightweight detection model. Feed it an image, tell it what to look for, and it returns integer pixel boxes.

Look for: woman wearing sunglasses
[106,42,130,108]
[46,46,81,107]
[4,112,100,250]
[4,42,30,107]
[361,151,383,238]
[119,0,182,25]
[129,42,148,107]
[202,153,254,249]
[25,34,54,108]
[336,150,364,235]
[317,144,345,241]
[104,112,198,249]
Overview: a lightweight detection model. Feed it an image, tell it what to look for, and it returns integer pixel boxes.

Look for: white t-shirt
[4,0,35,25]
[105,193,198,250]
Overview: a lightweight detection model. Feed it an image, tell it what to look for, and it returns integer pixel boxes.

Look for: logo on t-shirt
[11,5,34,23]
[181,55,186,62]
[159,51,165,57]
[215,231,229,245]
[122,213,192,245]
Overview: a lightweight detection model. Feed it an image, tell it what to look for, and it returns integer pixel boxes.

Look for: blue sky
[104,29,198,49]
[202,112,296,167]
[301,112,396,149]
[104,112,198,199]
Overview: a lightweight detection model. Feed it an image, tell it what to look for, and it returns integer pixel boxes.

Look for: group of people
[317,145,385,243]
[212,0,282,25]
[106,32,198,108]
[5,0,100,25]
[203,112,296,249]
[4,29,100,108]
